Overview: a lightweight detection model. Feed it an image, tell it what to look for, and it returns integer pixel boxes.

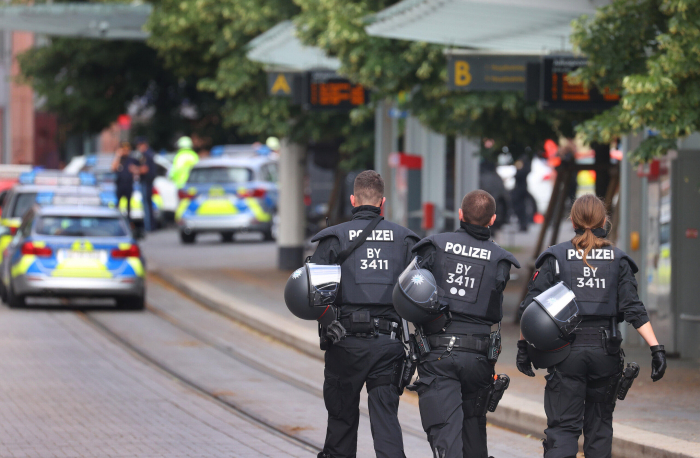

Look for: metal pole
[277,138,306,270]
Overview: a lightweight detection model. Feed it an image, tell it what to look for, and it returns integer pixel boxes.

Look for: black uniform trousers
[322,334,406,458]
[543,345,621,458]
[414,345,494,458]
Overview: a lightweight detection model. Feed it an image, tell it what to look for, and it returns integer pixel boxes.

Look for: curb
[153,269,700,458]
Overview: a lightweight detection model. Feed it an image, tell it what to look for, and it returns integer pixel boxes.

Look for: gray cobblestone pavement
[0,307,313,458]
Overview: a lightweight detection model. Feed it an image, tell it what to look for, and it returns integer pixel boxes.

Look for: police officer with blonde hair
[518,194,666,458]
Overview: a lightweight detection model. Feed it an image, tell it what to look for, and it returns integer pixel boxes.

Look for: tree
[18,37,245,151]
[294,0,584,153]
[571,0,700,162]
[146,0,375,166]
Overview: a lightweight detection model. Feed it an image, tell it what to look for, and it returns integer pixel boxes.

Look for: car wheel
[0,280,7,303]
[117,295,145,310]
[180,231,196,244]
[7,282,25,308]
[221,232,235,243]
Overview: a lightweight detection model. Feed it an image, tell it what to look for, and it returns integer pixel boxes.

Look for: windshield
[36,216,128,237]
[187,167,252,184]
[11,193,38,218]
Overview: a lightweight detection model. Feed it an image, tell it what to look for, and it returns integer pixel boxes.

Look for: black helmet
[392,257,443,324]
[521,281,581,368]
[284,263,341,320]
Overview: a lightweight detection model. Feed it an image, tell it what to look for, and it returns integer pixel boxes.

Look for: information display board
[307,71,368,111]
[541,57,619,110]
[447,55,538,92]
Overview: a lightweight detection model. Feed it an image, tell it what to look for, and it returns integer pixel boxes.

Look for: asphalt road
[141,228,279,270]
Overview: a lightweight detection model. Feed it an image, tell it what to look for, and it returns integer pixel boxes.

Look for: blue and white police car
[175,155,278,244]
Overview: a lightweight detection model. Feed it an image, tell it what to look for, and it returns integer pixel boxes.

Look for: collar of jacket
[458,221,491,241]
[351,205,382,220]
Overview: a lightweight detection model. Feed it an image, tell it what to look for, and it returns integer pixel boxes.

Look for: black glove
[324,320,346,345]
[516,339,535,377]
[650,345,667,382]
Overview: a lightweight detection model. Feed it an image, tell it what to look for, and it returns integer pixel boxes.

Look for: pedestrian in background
[309,170,420,458]
[135,137,157,231]
[111,141,139,223]
[517,194,666,458]
[512,151,532,232]
[170,136,199,188]
[410,190,520,458]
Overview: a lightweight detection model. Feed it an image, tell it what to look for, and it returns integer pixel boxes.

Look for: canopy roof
[365,0,607,52]
[0,3,151,40]
[246,21,340,71]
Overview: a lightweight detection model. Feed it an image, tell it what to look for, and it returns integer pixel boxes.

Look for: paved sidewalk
[0,308,312,457]
[156,263,700,458]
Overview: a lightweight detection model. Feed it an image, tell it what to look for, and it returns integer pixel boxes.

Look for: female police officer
[517,194,667,458]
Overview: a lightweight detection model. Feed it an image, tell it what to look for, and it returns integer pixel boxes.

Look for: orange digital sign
[307,71,368,111]
[543,57,619,111]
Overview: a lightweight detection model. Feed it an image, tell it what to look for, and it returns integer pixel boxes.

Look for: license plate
[53,196,101,206]
[59,250,105,261]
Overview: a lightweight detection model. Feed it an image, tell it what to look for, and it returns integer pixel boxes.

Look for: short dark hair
[461,190,496,226]
[353,170,384,205]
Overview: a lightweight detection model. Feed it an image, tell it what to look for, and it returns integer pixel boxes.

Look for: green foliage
[18,39,157,134]
[147,0,372,167]
[571,0,700,162]
[294,0,582,153]
[17,36,245,150]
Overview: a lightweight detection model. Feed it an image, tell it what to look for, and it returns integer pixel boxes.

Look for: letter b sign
[455,61,472,87]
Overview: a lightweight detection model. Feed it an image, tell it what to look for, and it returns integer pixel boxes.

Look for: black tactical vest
[414,231,519,322]
[311,218,419,306]
[536,241,637,316]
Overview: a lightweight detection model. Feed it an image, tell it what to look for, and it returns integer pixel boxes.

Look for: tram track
[78,310,323,455]
[142,274,428,439]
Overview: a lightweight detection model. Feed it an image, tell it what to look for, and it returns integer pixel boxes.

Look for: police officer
[310,170,419,458]
[110,141,139,223]
[135,137,157,231]
[411,190,520,458]
[170,136,199,188]
[517,194,667,458]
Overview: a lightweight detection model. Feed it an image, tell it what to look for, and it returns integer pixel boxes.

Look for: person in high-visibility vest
[170,136,199,188]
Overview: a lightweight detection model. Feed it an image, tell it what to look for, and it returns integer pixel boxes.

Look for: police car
[0,172,102,264]
[176,156,278,244]
[0,205,145,309]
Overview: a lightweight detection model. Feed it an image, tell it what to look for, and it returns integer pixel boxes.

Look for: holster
[603,328,623,355]
[474,383,493,417]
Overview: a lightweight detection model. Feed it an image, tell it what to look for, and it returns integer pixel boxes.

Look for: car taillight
[239,188,266,198]
[111,244,141,258]
[9,226,17,235]
[152,187,160,196]
[178,189,196,199]
[21,242,52,257]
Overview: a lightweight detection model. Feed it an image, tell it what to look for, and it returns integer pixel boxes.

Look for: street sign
[267,72,295,97]
[306,71,368,111]
[540,56,619,110]
[447,55,538,92]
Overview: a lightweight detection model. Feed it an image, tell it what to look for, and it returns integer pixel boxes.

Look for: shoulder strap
[335,216,383,265]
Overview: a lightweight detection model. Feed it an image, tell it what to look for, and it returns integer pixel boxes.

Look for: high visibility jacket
[170,148,199,188]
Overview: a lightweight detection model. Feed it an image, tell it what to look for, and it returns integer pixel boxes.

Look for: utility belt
[572,324,623,355]
[427,334,490,356]
[338,312,399,338]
